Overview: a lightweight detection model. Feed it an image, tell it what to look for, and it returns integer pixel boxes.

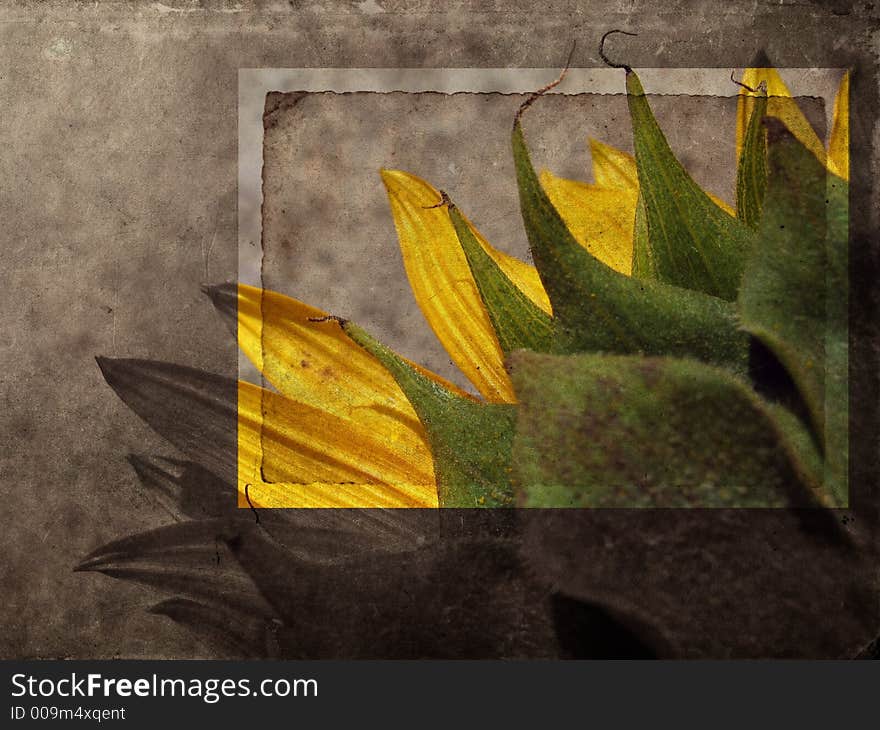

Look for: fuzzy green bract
[343,321,516,507]
[512,120,749,377]
[737,118,848,505]
[508,351,826,508]
[448,202,557,355]
[631,193,652,279]
[625,71,756,300]
[736,88,769,229]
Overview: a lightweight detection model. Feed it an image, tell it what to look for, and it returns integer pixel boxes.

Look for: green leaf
[511,121,749,377]
[447,202,556,354]
[738,117,848,505]
[626,71,755,300]
[736,87,769,229]
[341,321,516,507]
[508,351,826,508]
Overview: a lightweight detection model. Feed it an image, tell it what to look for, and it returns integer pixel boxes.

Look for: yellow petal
[827,71,849,181]
[238,381,438,508]
[540,170,636,275]
[381,169,547,403]
[589,138,639,190]
[242,480,434,509]
[486,241,551,315]
[736,68,825,166]
[708,192,736,217]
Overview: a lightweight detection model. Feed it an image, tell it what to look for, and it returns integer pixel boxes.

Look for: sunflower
[232,63,849,509]
[81,57,866,659]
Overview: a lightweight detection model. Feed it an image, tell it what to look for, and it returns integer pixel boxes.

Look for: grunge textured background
[0,1,876,658]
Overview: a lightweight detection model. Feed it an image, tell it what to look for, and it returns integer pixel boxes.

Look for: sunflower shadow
[82,351,878,658]
[81,357,659,659]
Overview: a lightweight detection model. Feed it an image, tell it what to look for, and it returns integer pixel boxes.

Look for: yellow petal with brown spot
[237,283,470,415]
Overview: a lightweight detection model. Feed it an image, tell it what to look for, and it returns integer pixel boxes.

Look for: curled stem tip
[308,314,348,326]
[730,70,766,94]
[514,40,577,126]
[423,189,453,209]
[599,29,637,73]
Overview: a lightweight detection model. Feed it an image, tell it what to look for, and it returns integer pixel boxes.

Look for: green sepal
[626,71,755,300]
[736,86,769,229]
[341,321,516,507]
[447,202,556,355]
[512,120,749,376]
[737,117,848,505]
[508,350,827,508]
